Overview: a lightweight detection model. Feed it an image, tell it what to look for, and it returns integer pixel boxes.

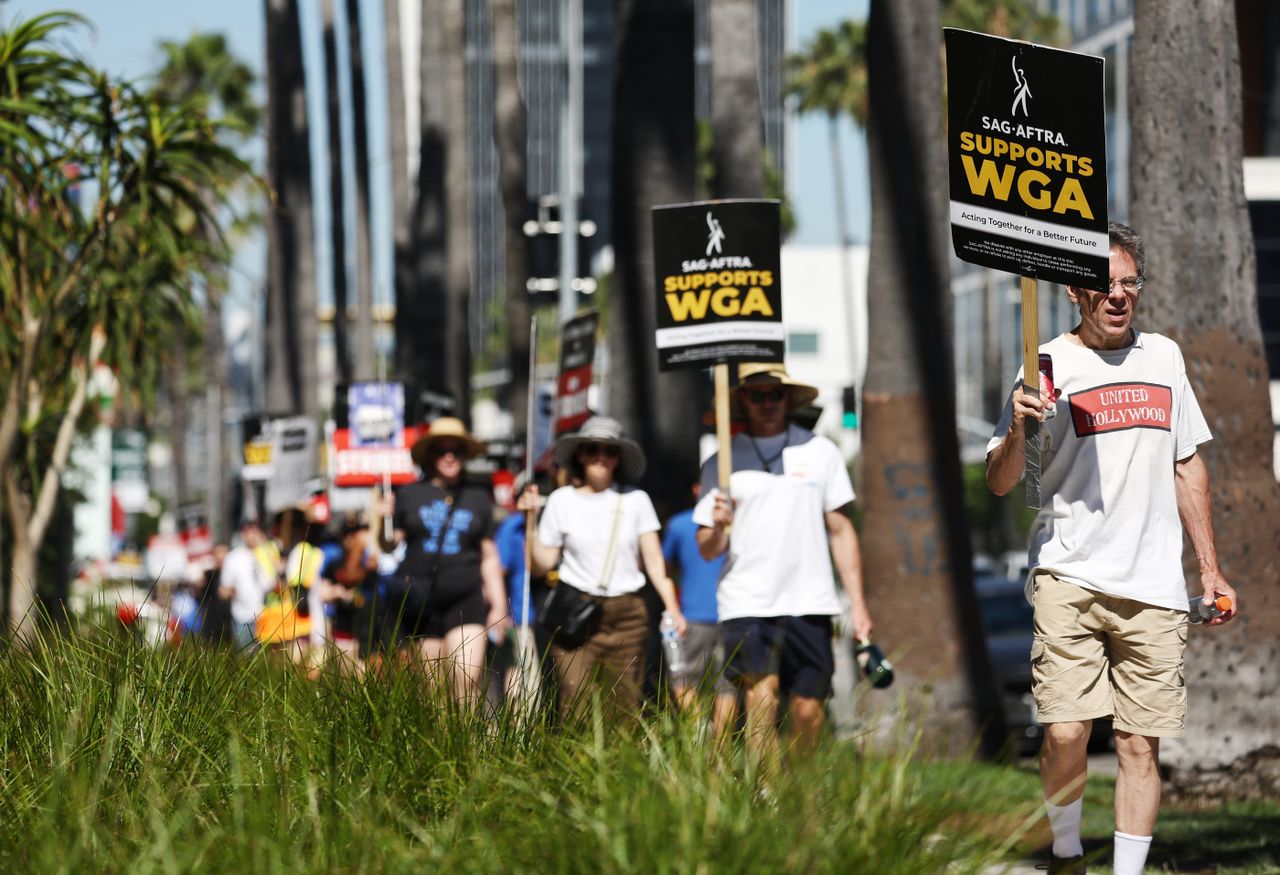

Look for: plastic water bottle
[1188,595,1233,624]
[855,638,895,689]
[660,612,685,675]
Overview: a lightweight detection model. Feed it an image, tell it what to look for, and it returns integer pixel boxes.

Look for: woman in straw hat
[519,416,686,720]
[377,416,509,704]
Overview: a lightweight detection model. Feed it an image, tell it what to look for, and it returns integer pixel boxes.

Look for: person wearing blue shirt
[494,502,547,708]
[663,480,736,734]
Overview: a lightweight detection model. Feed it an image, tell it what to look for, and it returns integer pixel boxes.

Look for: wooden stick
[1020,274,1042,509]
[714,364,732,493]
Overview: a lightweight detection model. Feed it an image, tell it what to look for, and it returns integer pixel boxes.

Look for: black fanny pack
[536,584,602,650]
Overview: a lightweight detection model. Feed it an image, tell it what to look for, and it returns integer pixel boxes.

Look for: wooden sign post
[714,363,732,493]
[1020,274,1042,507]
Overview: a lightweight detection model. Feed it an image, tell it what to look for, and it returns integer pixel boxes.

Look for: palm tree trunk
[166,333,190,510]
[346,0,376,380]
[322,0,352,385]
[860,0,1005,757]
[708,0,763,198]
[439,0,473,418]
[609,0,700,516]
[491,0,531,440]
[1130,0,1280,800]
[203,274,227,543]
[383,0,413,350]
[264,0,319,419]
[399,0,450,398]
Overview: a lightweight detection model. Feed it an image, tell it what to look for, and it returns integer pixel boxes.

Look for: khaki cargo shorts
[1030,570,1188,737]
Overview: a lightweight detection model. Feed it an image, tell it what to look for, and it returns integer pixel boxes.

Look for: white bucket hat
[552,416,646,483]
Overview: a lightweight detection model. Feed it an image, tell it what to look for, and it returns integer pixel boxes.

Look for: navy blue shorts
[721,615,835,699]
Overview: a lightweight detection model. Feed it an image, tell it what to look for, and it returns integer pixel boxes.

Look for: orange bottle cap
[1214,596,1233,612]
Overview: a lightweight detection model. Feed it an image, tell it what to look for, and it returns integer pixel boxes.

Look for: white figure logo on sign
[705,211,725,256]
[1011,56,1032,117]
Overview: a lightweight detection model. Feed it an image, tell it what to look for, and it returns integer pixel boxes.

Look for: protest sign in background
[945,29,1108,289]
[652,200,783,371]
[556,311,599,435]
[330,382,422,488]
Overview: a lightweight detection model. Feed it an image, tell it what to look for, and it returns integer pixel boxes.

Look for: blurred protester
[219,520,277,652]
[696,364,874,764]
[259,510,321,663]
[318,512,379,673]
[377,417,510,705]
[197,544,233,645]
[663,477,734,734]
[521,416,686,722]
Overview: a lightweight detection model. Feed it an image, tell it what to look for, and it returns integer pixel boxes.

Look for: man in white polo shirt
[694,363,874,765]
[986,222,1238,875]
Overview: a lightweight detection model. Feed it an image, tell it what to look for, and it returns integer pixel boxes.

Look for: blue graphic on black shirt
[419,501,475,556]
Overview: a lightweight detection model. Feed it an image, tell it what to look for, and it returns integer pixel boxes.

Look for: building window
[787,332,820,355]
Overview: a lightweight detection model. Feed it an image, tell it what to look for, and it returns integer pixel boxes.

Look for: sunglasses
[579,441,621,459]
[431,442,468,458]
[743,387,787,404]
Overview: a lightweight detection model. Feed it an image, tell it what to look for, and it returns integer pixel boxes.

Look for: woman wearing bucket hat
[519,416,686,720]
[377,416,510,704]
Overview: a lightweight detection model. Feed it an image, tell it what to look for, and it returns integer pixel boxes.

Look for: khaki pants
[551,592,648,722]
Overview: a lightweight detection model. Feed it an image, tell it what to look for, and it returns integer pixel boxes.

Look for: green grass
[0,630,1276,874]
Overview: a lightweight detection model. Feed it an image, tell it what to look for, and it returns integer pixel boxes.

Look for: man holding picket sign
[948,31,1238,874]
[694,363,874,764]
[650,199,875,769]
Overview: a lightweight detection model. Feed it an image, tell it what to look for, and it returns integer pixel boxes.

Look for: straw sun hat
[702,362,820,425]
[410,416,486,468]
[552,416,647,483]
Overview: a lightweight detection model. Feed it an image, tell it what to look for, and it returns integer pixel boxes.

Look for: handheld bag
[537,493,624,650]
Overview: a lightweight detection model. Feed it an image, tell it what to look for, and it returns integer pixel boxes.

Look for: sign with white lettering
[945,29,1108,288]
[652,199,783,371]
[264,416,318,513]
[330,382,423,488]
[556,311,599,435]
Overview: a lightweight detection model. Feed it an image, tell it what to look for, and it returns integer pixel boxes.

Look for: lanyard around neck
[747,428,789,474]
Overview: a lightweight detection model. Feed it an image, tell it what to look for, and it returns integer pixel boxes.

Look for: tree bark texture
[1130,0,1280,799]
[383,0,413,360]
[264,0,319,420]
[346,0,376,380]
[166,332,190,509]
[860,0,1005,757]
[490,0,531,441]
[5,329,105,639]
[322,0,352,385]
[398,0,451,403]
[708,0,764,199]
[440,0,473,421]
[609,0,702,516]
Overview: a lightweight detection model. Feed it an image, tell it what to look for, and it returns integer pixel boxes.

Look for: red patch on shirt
[1069,382,1172,437]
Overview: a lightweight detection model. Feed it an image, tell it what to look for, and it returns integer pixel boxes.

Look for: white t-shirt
[222,544,273,625]
[987,331,1211,611]
[693,425,854,620]
[538,485,661,596]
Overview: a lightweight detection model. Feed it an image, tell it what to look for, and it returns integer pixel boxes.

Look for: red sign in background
[1069,382,1172,437]
[332,424,424,487]
[556,365,593,435]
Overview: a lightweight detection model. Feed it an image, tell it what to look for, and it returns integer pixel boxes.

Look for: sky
[5,0,871,328]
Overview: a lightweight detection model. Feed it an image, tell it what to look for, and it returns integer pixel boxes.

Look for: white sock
[1044,797,1084,858]
[1113,831,1153,875]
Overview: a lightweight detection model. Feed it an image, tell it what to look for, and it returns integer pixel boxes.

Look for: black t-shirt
[393,480,494,603]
